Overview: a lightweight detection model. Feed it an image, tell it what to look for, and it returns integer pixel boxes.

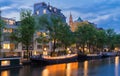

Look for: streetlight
[67,48,71,54]
[43,47,47,55]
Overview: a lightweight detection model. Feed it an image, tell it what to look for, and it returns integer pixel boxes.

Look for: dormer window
[43,9,46,14]
[54,9,57,12]
[49,6,52,10]
[9,20,15,25]
[36,10,39,15]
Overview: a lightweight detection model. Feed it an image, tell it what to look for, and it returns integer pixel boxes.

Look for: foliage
[75,23,96,53]
[0,17,5,56]
[11,9,36,59]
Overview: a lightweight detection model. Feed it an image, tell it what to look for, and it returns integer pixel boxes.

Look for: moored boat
[86,54,102,60]
[102,52,117,58]
[30,54,78,65]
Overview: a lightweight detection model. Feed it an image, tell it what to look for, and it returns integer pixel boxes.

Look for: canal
[0,56,120,76]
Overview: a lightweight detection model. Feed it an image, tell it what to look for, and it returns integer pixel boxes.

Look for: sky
[0,0,120,33]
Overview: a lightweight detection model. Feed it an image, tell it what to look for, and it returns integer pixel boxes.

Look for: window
[36,10,39,15]
[3,44,10,49]
[43,9,46,14]
[3,28,7,33]
[54,9,57,12]
[3,28,13,33]
[8,29,13,33]
[4,36,10,41]
[49,7,52,10]
[9,20,15,25]
[37,45,42,49]
[37,32,41,36]
[42,32,46,36]
[1,61,10,66]
[10,43,15,50]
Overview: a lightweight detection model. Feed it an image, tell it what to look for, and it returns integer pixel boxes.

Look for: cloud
[90,14,112,23]
[3,11,20,21]
[1,0,120,33]
[1,6,12,10]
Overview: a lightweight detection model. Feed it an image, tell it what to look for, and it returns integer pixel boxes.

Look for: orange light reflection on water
[1,71,10,76]
[115,56,119,76]
[84,61,88,76]
[42,62,78,76]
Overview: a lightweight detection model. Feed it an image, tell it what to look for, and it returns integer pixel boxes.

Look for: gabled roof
[75,17,83,22]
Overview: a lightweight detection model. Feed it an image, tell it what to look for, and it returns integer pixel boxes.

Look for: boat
[86,54,102,60]
[77,54,87,61]
[102,52,117,58]
[30,54,78,65]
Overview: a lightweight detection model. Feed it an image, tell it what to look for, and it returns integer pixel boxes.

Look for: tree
[36,32,49,50]
[114,34,120,48]
[0,16,5,57]
[39,14,65,52]
[75,23,96,53]
[11,9,36,59]
[95,30,107,52]
[106,29,116,51]
[57,23,75,50]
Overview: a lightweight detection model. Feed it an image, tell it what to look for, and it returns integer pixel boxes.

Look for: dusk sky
[0,0,120,33]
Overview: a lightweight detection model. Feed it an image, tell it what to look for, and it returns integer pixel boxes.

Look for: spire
[69,12,73,24]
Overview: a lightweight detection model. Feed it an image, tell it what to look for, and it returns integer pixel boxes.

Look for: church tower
[69,12,74,32]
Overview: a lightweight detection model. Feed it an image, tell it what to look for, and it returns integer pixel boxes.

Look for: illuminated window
[3,28,8,33]
[49,7,52,10]
[3,28,13,33]
[36,10,39,15]
[43,9,46,14]
[10,43,15,50]
[3,44,10,49]
[1,61,10,66]
[43,32,46,36]
[37,32,41,36]
[54,9,57,12]
[9,20,15,25]
[8,29,13,33]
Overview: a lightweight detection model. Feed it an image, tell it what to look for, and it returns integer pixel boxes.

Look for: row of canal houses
[1,2,119,58]
[0,2,66,57]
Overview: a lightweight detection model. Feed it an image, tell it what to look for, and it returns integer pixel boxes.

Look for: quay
[0,57,22,70]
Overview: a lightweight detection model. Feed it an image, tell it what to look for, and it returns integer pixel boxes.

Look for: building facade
[33,2,66,22]
[1,17,21,56]
[0,2,67,57]
[69,13,96,32]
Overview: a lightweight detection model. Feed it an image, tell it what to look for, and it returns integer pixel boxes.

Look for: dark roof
[75,17,83,22]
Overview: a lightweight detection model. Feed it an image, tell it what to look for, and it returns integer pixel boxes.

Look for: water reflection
[115,56,119,76]
[42,69,49,76]
[42,62,78,76]
[0,57,120,76]
[84,61,88,76]
[1,71,10,76]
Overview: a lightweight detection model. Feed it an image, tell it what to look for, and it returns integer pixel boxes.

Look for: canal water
[0,56,120,76]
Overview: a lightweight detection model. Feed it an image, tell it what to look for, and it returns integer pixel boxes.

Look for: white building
[0,2,66,57]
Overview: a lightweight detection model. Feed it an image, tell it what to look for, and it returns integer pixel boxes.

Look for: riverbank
[1,56,119,76]
[0,52,119,70]
[0,57,22,70]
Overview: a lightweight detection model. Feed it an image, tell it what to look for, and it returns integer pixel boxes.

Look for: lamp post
[67,48,71,55]
[43,47,47,55]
